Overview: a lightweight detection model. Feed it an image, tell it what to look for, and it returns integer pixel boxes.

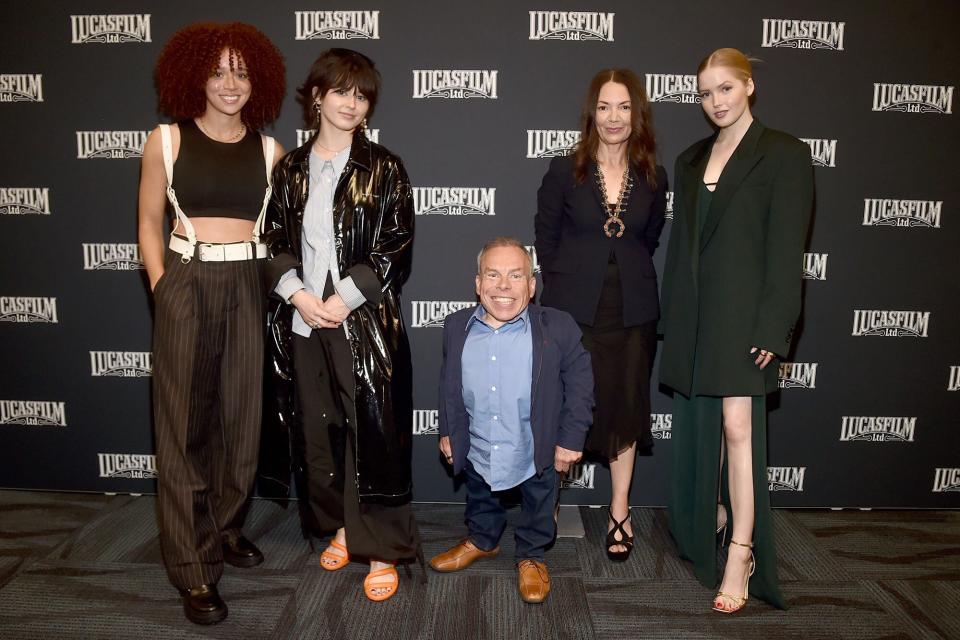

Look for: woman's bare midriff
[175,217,257,243]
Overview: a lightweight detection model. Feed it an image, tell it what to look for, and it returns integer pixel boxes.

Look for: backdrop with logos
[1,1,958,508]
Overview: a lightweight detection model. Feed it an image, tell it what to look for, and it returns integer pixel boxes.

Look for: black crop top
[170,119,266,221]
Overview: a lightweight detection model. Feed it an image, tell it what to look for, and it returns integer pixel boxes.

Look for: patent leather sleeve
[262,158,301,296]
[345,157,414,305]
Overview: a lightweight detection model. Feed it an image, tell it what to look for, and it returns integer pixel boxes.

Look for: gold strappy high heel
[712,539,755,614]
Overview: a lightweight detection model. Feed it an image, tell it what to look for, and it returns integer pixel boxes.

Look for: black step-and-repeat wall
[2,1,958,508]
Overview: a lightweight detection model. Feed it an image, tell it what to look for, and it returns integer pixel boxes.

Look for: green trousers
[667,393,786,609]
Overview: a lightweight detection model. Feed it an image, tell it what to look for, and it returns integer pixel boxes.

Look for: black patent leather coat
[262,133,415,507]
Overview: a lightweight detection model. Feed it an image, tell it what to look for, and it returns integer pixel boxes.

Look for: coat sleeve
[344,157,415,306]
[750,141,814,356]
[644,166,668,256]
[534,156,566,276]
[262,158,301,298]
[555,314,594,453]
[657,158,684,336]
[437,316,452,439]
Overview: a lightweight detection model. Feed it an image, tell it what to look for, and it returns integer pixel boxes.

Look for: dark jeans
[464,461,558,561]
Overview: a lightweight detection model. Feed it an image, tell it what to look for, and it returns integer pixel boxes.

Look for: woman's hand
[291,290,342,329]
[322,293,351,323]
[750,347,776,369]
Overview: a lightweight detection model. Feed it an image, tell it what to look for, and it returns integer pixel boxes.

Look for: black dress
[580,255,657,458]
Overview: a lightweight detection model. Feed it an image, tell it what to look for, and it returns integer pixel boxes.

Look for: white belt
[169,235,268,262]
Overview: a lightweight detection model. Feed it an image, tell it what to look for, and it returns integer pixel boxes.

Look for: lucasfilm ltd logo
[802,252,828,280]
[768,466,805,492]
[665,191,674,220]
[294,10,379,40]
[778,362,818,389]
[526,130,580,159]
[645,74,699,104]
[0,297,58,323]
[933,468,960,493]
[76,131,149,159]
[528,11,615,41]
[949,366,960,391]
[0,74,43,102]
[0,188,50,215]
[413,187,495,216]
[70,14,151,44]
[873,83,953,114]
[98,453,157,479]
[840,416,916,442]
[412,409,439,436]
[761,18,845,50]
[296,127,379,147]
[83,243,143,270]
[412,70,498,99]
[800,138,836,167]
[523,246,541,274]
[560,463,595,489]
[90,351,152,377]
[0,400,66,426]
[651,413,672,439]
[862,198,942,228]
[852,310,929,338]
[410,301,474,328]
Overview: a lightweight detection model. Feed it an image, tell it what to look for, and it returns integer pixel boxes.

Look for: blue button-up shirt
[462,306,535,491]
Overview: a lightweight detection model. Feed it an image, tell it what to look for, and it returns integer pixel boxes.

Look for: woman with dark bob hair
[660,48,813,613]
[262,48,419,602]
[535,69,667,562]
[137,22,285,625]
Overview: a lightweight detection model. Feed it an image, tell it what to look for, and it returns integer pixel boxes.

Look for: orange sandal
[319,539,350,571]
[363,566,398,602]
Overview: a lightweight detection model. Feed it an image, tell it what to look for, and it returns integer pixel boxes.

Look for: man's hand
[439,436,453,465]
[554,446,582,473]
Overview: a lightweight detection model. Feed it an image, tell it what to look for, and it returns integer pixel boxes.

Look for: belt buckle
[198,243,222,261]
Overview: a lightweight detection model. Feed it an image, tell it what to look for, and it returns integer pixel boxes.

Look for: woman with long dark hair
[659,48,813,613]
[262,48,419,603]
[535,69,667,561]
[138,22,285,625]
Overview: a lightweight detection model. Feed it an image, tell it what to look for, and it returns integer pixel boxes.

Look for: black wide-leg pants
[293,328,420,562]
[152,249,265,590]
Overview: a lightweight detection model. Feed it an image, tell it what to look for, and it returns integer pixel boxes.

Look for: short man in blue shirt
[430,237,594,603]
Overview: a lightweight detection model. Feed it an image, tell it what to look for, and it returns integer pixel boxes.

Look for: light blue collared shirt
[462,306,535,491]
[275,146,366,338]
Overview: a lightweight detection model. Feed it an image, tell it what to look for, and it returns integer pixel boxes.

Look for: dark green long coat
[659,120,813,397]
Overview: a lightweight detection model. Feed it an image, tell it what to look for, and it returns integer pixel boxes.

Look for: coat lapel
[682,138,713,259]
[699,120,766,251]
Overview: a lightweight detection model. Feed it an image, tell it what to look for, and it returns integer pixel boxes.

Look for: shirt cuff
[275,269,305,303]
[334,275,367,310]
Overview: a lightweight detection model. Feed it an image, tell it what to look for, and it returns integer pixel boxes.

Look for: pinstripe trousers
[152,249,265,590]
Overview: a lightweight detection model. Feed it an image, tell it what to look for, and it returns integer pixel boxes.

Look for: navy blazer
[438,304,594,476]
[535,155,668,327]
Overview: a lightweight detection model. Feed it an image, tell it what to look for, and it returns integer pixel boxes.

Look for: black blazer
[535,155,668,327]
[659,120,814,397]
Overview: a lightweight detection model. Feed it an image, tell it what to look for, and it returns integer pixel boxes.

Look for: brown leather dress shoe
[429,539,500,572]
[517,559,550,603]
[222,535,264,568]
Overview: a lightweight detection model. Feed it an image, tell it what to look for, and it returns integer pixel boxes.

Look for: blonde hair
[697,47,754,81]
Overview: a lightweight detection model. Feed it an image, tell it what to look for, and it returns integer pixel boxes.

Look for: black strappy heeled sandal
[605,507,634,562]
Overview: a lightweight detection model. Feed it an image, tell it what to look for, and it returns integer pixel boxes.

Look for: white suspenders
[159,123,275,262]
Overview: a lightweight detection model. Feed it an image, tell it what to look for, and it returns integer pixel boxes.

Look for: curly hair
[154,22,285,131]
[572,69,659,189]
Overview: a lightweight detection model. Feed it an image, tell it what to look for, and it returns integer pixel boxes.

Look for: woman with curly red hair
[137,22,285,625]
[535,68,667,562]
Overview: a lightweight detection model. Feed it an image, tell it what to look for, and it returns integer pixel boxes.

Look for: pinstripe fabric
[152,249,265,590]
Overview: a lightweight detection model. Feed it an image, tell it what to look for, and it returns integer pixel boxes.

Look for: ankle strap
[729,539,754,548]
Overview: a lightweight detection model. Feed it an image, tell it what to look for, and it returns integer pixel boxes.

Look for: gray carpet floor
[0,490,957,639]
